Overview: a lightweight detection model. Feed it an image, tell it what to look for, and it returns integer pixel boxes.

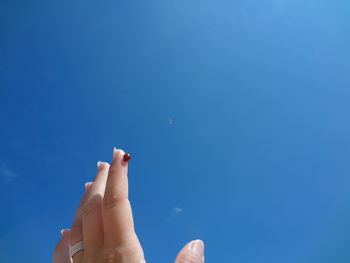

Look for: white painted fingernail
[113,147,125,159]
[84,182,93,192]
[97,161,102,168]
[189,240,205,255]
[113,147,118,159]
[60,229,69,236]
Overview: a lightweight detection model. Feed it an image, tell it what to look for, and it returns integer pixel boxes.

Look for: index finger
[103,148,136,246]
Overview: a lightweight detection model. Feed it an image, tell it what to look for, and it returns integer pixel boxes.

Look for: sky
[1,0,350,262]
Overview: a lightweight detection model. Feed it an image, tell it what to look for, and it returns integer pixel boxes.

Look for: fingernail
[189,240,205,257]
[84,182,92,192]
[113,147,118,159]
[97,161,106,171]
[60,229,69,236]
[113,147,126,160]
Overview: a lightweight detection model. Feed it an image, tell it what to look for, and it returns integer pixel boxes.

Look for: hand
[53,148,205,263]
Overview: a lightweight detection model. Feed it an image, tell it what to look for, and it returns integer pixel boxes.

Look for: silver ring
[71,241,84,257]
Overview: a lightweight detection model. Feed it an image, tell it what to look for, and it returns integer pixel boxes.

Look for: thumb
[53,229,73,263]
[174,239,205,263]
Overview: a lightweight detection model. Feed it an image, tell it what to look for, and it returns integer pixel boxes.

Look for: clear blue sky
[1,0,350,262]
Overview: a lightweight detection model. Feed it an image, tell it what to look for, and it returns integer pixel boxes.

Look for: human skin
[53,148,205,263]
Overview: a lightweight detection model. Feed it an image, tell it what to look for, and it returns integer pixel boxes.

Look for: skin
[53,148,205,263]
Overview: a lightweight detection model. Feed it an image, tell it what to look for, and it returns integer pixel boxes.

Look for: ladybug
[123,153,131,162]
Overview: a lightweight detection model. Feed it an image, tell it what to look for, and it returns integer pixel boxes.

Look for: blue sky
[1,0,350,262]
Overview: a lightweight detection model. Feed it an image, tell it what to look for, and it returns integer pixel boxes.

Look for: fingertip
[54,229,72,263]
[60,228,71,238]
[194,239,205,248]
[113,147,125,159]
[188,239,204,255]
[97,161,110,171]
[175,239,205,263]
[84,182,93,192]
[112,148,130,167]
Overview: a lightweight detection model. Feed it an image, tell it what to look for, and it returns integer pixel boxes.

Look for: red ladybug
[123,153,131,162]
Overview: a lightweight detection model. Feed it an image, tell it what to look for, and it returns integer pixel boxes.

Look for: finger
[103,148,135,246]
[53,229,73,263]
[70,182,93,263]
[174,240,205,263]
[82,161,110,257]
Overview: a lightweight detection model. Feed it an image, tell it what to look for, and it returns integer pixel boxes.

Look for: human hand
[53,148,205,263]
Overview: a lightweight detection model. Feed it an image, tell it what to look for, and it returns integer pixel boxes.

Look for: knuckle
[83,254,99,263]
[176,253,201,263]
[103,249,123,262]
[71,221,83,235]
[108,165,119,175]
[79,188,92,205]
[83,196,103,217]
[76,193,89,212]
[103,193,129,212]
[103,246,142,263]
